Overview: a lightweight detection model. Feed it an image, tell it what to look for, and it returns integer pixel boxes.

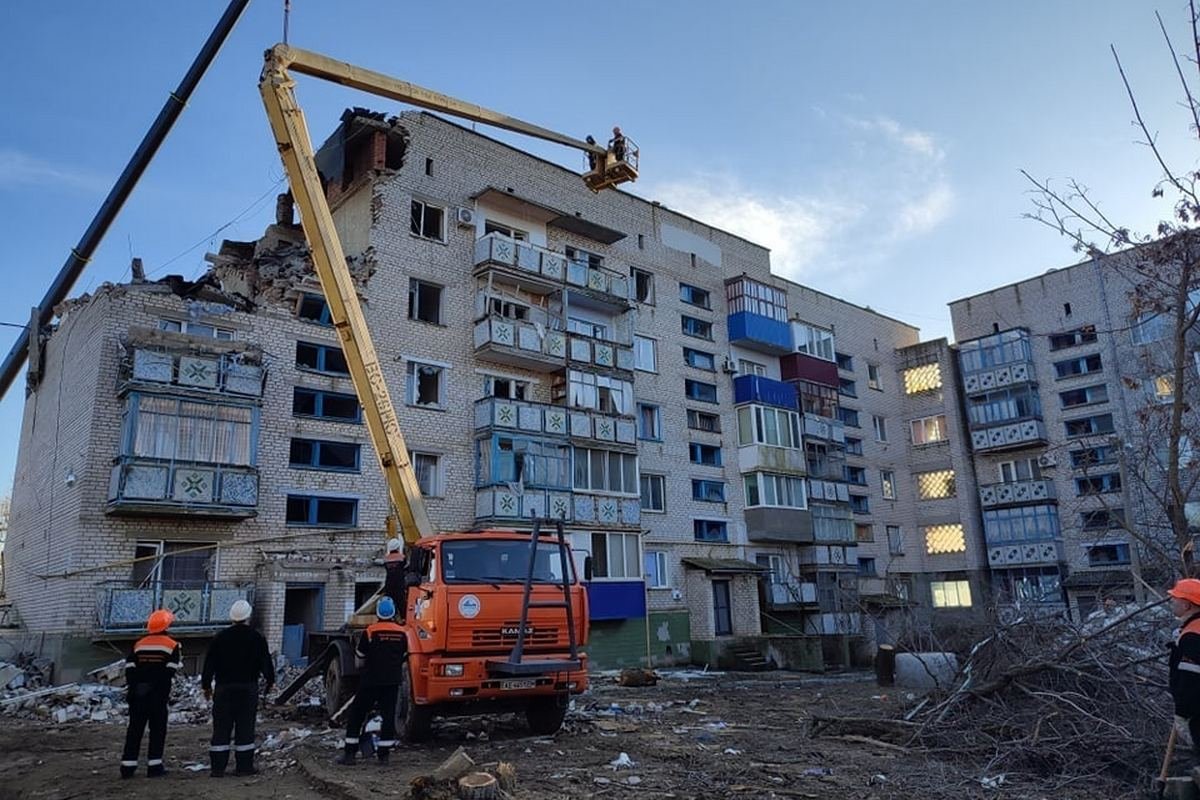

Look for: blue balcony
[733,374,798,410]
[727,311,793,355]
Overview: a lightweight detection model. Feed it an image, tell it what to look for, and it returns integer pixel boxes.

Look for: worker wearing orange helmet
[1169,578,1200,756]
[120,608,183,778]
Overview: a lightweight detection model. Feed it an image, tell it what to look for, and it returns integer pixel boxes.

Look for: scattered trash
[870,774,888,785]
[723,747,742,755]
[980,774,1007,789]
[626,775,642,785]
[184,763,208,772]
[802,767,833,777]
[609,752,635,770]
[617,668,659,687]
[593,776,612,785]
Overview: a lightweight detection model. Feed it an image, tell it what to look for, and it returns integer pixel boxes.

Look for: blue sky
[0,1,1195,494]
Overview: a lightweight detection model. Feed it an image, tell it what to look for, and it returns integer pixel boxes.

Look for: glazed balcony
[978,479,1057,508]
[745,507,813,544]
[986,540,1063,568]
[738,445,807,475]
[567,331,636,373]
[107,457,258,518]
[762,577,818,608]
[958,328,1036,393]
[802,413,846,444]
[473,233,567,295]
[96,581,254,633]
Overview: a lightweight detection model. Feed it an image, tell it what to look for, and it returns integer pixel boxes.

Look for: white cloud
[893,182,955,237]
[845,114,944,161]
[0,148,107,192]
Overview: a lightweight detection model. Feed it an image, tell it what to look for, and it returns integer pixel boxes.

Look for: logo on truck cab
[458,594,481,618]
[501,625,535,636]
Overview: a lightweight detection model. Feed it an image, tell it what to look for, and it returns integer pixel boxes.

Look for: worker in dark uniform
[202,598,275,777]
[338,596,408,766]
[120,608,182,778]
[610,126,627,162]
[383,537,406,616]
[1170,578,1200,758]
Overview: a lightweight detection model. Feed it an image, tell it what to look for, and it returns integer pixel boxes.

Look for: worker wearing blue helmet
[338,595,408,765]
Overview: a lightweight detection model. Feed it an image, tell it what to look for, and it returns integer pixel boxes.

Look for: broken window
[295,341,349,375]
[410,199,445,241]
[132,541,214,588]
[289,438,360,471]
[286,495,358,527]
[489,298,529,321]
[408,279,444,324]
[484,375,529,400]
[483,220,528,241]
[292,388,360,421]
[297,294,332,326]
[631,268,655,304]
[159,319,234,340]
[406,361,445,408]
[565,246,603,270]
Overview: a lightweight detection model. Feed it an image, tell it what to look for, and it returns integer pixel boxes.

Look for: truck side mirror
[583,556,593,582]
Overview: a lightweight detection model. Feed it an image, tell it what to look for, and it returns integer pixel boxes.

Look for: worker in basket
[1170,578,1200,760]
[338,596,408,766]
[202,598,275,777]
[120,608,182,778]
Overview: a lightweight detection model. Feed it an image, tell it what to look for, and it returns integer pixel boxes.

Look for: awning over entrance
[681,557,768,575]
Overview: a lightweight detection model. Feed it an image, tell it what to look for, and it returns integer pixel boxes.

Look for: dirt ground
[0,671,1143,800]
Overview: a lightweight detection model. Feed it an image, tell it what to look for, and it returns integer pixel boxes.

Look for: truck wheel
[325,652,353,720]
[396,661,432,742]
[525,695,568,736]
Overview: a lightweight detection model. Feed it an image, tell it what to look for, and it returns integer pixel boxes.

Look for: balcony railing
[473,315,568,372]
[987,540,1063,568]
[567,332,636,372]
[96,581,253,632]
[733,375,798,410]
[802,413,846,443]
[738,444,807,475]
[473,488,640,527]
[763,577,818,607]
[727,311,793,355]
[961,359,1036,393]
[108,457,258,517]
[573,493,641,527]
[969,420,1048,453]
[473,397,636,447]
[807,478,851,503]
[124,348,265,398]
[473,233,631,308]
[979,479,1057,508]
[745,507,813,544]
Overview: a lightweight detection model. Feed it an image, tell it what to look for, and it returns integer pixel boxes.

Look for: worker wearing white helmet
[201,599,275,777]
[383,537,407,616]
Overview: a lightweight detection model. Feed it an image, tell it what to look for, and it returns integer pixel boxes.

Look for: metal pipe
[0,0,250,400]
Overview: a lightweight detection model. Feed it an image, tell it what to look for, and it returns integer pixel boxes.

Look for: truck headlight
[443,663,464,677]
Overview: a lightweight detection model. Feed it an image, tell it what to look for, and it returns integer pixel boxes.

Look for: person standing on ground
[1169,578,1200,758]
[383,537,406,617]
[202,599,275,777]
[338,596,408,766]
[120,609,182,779]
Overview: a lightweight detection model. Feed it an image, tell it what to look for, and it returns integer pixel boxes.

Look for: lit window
[930,579,972,608]
[406,361,445,408]
[1155,374,1175,403]
[924,524,967,555]
[916,469,956,500]
[880,469,896,500]
[902,363,942,394]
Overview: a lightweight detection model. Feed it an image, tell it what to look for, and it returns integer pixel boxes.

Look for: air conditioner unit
[455,207,476,227]
[722,356,738,374]
[1037,454,1057,468]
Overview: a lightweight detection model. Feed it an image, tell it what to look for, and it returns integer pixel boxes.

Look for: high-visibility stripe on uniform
[1180,661,1200,674]
[147,759,163,766]
[135,644,176,655]
[234,743,256,752]
[166,661,182,670]
[121,760,138,767]
[344,737,359,745]
[377,739,396,747]
[209,745,231,752]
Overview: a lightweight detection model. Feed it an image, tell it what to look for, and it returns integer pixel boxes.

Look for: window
[1071,446,1116,468]
[867,363,882,391]
[477,436,571,488]
[1155,374,1175,403]
[857,557,877,577]
[727,277,787,320]
[1131,312,1168,345]
[844,465,867,485]
[839,378,857,397]
[644,551,669,588]
[799,381,838,418]
[845,437,864,456]
[1049,327,1098,351]
[856,523,875,543]
[838,407,860,427]
[125,395,256,465]
[679,283,711,309]
[687,409,721,433]
[872,415,888,442]
[286,494,358,527]
[632,267,655,304]
[412,452,443,496]
[982,505,1061,543]
[566,246,603,270]
[296,341,349,376]
[916,469,956,499]
[812,504,855,541]
[1059,384,1109,408]
[489,297,529,321]
[1086,542,1131,566]
[693,519,728,542]
[158,319,233,340]
[408,279,443,324]
[589,532,641,579]
[406,361,445,408]
[849,494,870,514]
[640,474,666,512]
[911,414,948,445]
[637,403,662,440]
[1064,413,1114,437]
[564,371,633,415]
[289,438,360,472]
[410,199,445,240]
[573,447,639,494]
[131,541,214,587]
[1075,473,1121,495]
[483,220,528,241]
[681,315,713,340]
[835,352,854,371]
[736,405,802,448]
[567,316,608,340]
[1054,353,1103,378]
[484,375,529,400]
[966,386,1042,426]
[689,443,723,466]
[685,379,718,403]
[297,294,332,325]
[1081,508,1124,530]
[793,322,835,361]
[739,359,768,377]
[692,479,727,502]
[958,329,1032,372]
[931,580,972,608]
[886,525,903,555]
[902,363,942,394]
[744,472,807,508]
[634,335,657,372]
[683,347,716,371]
[924,524,966,554]
[293,388,360,422]
[881,469,896,500]
[999,458,1041,483]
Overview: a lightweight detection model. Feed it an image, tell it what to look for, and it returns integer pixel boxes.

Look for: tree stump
[433,746,475,782]
[456,772,498,800]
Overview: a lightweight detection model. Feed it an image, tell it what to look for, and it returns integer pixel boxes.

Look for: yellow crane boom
[257,44,637,544]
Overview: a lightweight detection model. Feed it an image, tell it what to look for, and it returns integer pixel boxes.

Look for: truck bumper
[416,653,589,704]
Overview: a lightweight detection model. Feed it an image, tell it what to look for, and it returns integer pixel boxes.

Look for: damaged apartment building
[4,108,994,677]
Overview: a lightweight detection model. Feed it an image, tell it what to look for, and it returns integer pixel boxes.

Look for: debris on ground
[616,667,659,687]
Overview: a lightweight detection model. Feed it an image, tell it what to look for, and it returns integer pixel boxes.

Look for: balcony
[733,375,798,409]
[969,420,1048,453]
[474,487,574,523]
[802,413,846,443]
[978,479,1057,508]
[762,577,818,608]
[107,457,258,518]
[567,332,635,373]
[573,493,641,527]
[473,397,636,447]
[780,352,839,387]
[124,348,265,398]
[958,329,1036,392]
[473,233,566,295]
[473,315,567,372]
[745,507,813,544]
[96,581,254,633]
[738,445,806,475]
[565,260,632,312]
[727,311,792,355]
[807,478,851,503]
[987,540,1063,568]
[797,543,859,567]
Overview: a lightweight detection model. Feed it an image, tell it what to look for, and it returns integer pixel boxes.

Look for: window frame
[295,341,349,376]
[930,579,973,608]
[631,267,656,305]
[633,335,658,372]
[872,415,888,442]
[693,519,729,543]
[685,379,719,404]
[880,469,896,500]
[681,314,714,341]
[410,198,446,242]
[411,451,444,497]
[691,478,727,503]
[636,402,662,441]
[644,550,669,588]
[639,473,666,513]
[688,442,723,467]
[572,446,640,495]
[867,363,882,391]
[588,531,642,580]
[292,387,362,423]
[405,360,447,409]
[408,278,444,325]
[679,282,712,309]
[683,347,716,371]
[743,472,807,509]
[285,494,359,528]
[687,409,722,433]
[288,437,361,473]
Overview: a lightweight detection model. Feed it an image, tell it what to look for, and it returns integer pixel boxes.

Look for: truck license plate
[500,679,536,690]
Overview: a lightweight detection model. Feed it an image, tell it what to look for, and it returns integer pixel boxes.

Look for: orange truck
[261,45,636,739]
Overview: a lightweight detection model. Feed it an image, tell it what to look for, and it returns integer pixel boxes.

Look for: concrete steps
[728,644,771,672]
